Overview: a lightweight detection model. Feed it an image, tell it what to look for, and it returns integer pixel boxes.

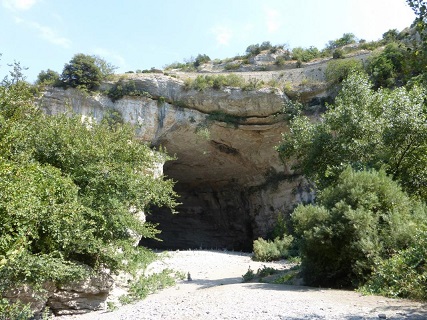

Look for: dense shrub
[325,58,364,83]
[224,62,241,71]
[36,69,60,86]
[59,53,103,90]
[292,167,426,288]
[367,42,409,88]
[185,74,246,91]
[107,79,153,101]
[332,48,344,59]
[291,46,320,62]
[253,235,294,262]
[361,229,427,300]
[194,54,211,67]
[0,76,178,295]
[326,33,357,50]
[278,72,427,198]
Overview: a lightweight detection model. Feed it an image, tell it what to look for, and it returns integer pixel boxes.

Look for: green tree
[367,42,408,88]
[293,167,426,288]
[382,29,399,43]
[291,46,320,62]
[59,53,103,90]
[36,69,60,86]
[246,44,261,55]
[277,72,427,199]
[0,68,178,294]
[93,55,118,80]
[194,54,211,67]
[325,58,364,83]
[326,33,357,50]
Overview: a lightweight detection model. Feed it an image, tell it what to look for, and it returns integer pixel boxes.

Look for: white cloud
[2,0,38,10]
[14,17,72,48]
[265,7,282,33]
[210,25,233,45]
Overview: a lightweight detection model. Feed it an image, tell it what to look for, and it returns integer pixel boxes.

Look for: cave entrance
[139,119,290,252]
[140,174,254,252]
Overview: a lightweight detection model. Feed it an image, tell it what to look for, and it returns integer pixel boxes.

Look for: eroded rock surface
[40,74,315,251]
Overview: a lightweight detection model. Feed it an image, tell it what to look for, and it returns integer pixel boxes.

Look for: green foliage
[326,33,357,50]
[246,44,261,56]
[125,269,176,302]
[106,79,153,102]
[36,69,60,86]
[242,267,255,282]
[361,229,427,300]
[224,62,241,70]
[332,48,344,59]
[185,74,246,91]
[102,108,124,128]
[0,298,33,320]
[291,46,320,62]
[206,111,245,128]
[278,71,427,198]
[382,29,399,43]
[59,53,103,90]
[252,235,294,262]
[367,42,409,88]
[194,54,211,67]
[325,58,364,83]
[93,55,117,80]
[0,74,178,295]
[268,213,288,240]
[292,166,426,288]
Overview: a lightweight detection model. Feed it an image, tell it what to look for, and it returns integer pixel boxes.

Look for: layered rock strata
[40,74,316,251]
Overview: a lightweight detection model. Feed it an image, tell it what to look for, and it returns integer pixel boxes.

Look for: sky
[0,0,417,83]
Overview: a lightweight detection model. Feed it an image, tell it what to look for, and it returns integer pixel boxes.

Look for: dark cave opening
[140,180,254,251]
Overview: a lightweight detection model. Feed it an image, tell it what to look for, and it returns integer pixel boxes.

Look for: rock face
[40,74,317,251]
[3,273,114,316]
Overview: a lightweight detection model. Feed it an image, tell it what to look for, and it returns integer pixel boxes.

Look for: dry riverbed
[61,250,427,320]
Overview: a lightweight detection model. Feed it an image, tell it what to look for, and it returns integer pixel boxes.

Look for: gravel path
[61,250,427,320]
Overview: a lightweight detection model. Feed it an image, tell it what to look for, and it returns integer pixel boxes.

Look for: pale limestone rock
[47,272,114,315]
[39,75,315,251]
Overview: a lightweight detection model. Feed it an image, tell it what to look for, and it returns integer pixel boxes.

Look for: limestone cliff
[40,73,317,251]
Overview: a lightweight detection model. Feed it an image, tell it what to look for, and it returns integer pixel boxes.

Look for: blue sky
[0,0,416,83]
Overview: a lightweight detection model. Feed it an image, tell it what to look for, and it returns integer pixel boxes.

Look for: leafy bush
[194,54,211,67]
[361,229,427,300]
[106,79,153,101]
[125,269,176,302]
[0,298,33,320]
[332,48,344,59]
[59,53,103,90]
[325,58,364,83]
[292,167,426,288]
[278,71,427,198]
[36,69,60,86]
[253,235,294,261]
[326,33,357,50]
[246,44,261,56]
[0,76,178,296]
[291,46,320,62]
[367,42,409,88]
[242,267,255,282]
[185,74,246,91]
[224,62,241,70]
